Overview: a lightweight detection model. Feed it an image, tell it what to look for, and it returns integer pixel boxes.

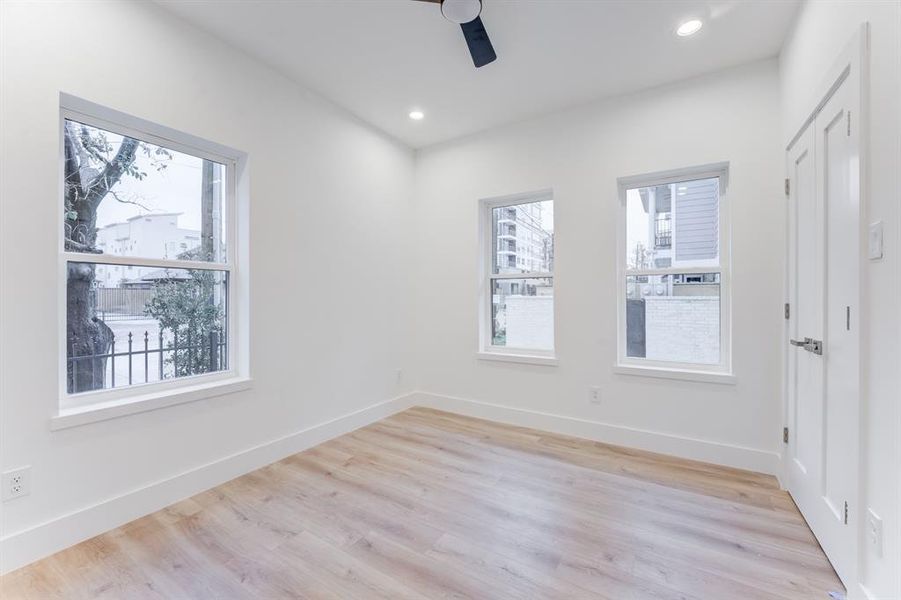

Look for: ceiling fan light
[441,0,481,25]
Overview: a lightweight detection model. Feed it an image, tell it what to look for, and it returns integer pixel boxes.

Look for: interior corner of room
[0,0,899,598]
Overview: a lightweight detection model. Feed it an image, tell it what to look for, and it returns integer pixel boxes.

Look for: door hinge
[847,111,851,136]
[784,178,790,197]
[843,501,849,525]
[784,303,790,320]
[783,426,789,444]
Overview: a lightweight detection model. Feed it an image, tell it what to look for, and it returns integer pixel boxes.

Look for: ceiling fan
[414,0,497,68]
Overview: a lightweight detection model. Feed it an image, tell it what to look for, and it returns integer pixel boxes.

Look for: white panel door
[786,76,859,586]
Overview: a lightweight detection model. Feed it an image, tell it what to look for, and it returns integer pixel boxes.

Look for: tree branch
[63,123,82,193]
[108,189,153,211]
[75,124,97,169]
[84,137,140,210]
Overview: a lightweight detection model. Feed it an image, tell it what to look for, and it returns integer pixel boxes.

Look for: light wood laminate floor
[1,407,843,599]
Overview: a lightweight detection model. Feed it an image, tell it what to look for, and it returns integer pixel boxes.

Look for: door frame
[782,23,869,591]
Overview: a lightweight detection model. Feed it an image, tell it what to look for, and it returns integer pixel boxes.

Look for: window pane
[63,119,226,263]
[625,177,719,270]
[491,277,553,350]
[492,200,553,274]
[625,273,720,365]
[67,262,228,394]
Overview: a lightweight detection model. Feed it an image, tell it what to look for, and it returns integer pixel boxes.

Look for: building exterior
[492,201,554,349]
[494,202,553,276]
[626,177,721,363]
[630,177,719,298]
[95,213,200,288]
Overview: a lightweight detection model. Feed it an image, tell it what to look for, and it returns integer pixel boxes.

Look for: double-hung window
[617,163,731,377]
[59,95,248,417]
[480,191,555,363]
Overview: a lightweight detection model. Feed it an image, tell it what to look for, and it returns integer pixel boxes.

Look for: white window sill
[51,377,253,431]
[613,364,736,385]
[477,351,558,366]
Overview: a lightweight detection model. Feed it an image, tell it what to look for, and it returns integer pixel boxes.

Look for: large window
[59,96,246,412]
[617,164,731,375]
[480,191,555,361]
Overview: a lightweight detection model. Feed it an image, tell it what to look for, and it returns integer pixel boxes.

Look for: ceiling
[155,0,800,149]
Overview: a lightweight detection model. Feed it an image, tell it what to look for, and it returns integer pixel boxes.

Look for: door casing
[783,24,869,592]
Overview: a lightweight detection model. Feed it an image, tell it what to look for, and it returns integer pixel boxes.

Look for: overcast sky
[626,188,650,263]
[89,126,221,233]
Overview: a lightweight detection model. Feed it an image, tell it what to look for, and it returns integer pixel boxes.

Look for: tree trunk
[64,127,139,393]
[65,176,107,394]
[200,160,219,372]
[66,262,113,393]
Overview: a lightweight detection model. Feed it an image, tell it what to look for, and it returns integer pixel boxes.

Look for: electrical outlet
[588,386,602,405]
[867,508,883,557]
[2,467,31,502]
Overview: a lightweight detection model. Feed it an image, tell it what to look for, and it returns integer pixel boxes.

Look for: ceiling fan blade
[460,16,496,68]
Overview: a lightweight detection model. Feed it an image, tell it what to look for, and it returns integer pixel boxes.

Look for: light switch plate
[868,221,884,260]
[867,508,883,557]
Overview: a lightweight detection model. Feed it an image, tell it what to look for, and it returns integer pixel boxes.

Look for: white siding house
[673,178,719,264]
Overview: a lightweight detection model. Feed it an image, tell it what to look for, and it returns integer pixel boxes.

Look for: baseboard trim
[412,391,781,476]
[1,390,782,575]
[0,392,417,575]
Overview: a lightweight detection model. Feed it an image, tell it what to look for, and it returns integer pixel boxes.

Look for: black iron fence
[68,330,228,392]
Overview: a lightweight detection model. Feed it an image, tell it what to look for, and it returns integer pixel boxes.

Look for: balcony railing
[655,215,672,248]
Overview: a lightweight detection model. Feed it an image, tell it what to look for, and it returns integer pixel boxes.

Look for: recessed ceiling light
[409,110,425,121]
[676,19,703,37]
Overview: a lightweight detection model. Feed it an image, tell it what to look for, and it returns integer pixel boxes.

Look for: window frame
[56,94,250,420]
[615,162,733,379]
[478,189,557,364]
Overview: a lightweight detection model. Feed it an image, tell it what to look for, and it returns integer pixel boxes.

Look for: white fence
[644,296,719,364]
[505,295,554,349]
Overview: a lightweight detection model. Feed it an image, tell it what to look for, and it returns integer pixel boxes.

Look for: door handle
[807,339,823,355]
[789,337,824,355]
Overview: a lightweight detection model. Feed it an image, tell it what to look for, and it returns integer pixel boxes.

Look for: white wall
[3,1,895,588]
[414,61,784,472]
[780,3,901,599]
[0,0,416,572]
